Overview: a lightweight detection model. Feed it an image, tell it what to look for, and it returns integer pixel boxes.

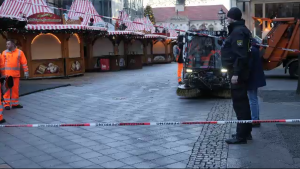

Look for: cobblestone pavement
[187,100,233,168]
[227,68,300,168]
[0,63,234,168]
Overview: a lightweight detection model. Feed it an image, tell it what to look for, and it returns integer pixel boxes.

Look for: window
[199,24,206,30]
[254,4,263,38]
[46,0,72,16]
[208,24,214,32]
[265,2,300,19]
[190,25,196,31]
[93,0,112,23]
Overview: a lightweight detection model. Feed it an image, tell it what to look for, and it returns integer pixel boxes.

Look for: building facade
[231,0,300,40]
[152,3,228,32]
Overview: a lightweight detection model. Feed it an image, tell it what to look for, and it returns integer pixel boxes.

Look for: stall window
[254,4,263,38]
[153,41,165,54]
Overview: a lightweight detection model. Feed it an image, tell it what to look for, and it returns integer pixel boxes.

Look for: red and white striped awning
[26,24,107,31]
[107,31,144,35]
[68,0,104,26]
[143,34,167,39]
[0,0,54,20]
[158,23,179,37]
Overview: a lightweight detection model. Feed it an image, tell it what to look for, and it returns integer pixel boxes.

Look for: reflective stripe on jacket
[0,49,29,77]
[201,50,215,66]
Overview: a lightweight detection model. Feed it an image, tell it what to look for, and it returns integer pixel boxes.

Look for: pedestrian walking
[220,7,253,144]
[248,38,266,127]
[0,39,29,110]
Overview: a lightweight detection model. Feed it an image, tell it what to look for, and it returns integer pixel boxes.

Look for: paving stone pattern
[0,64,223,168]
[258,90,300,103]
[187,99,233,168]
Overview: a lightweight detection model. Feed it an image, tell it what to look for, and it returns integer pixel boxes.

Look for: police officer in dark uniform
[220,7,252,144]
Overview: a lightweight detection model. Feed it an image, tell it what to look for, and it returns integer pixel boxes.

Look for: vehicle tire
[289,61,299,79]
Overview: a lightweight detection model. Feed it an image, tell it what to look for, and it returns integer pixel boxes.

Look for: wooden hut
[0,0,106,79]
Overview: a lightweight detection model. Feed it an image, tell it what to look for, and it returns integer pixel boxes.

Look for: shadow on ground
[19,83,71,96]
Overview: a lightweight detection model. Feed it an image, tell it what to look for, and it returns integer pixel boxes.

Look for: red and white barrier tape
[1,119,300,127]
[9,0,300,54]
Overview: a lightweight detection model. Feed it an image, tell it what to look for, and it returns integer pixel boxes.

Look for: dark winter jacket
[220,19,252,82]
[247,38,266,90]
[177,35,184,63]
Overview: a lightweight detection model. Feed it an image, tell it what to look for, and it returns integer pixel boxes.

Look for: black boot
[225,137,247,144]
[0,119,6,124]
[12,105,23,109]
[178,81,184,85]
[232,133,252,140]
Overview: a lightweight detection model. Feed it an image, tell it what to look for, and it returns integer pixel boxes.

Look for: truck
[253,17,300,78]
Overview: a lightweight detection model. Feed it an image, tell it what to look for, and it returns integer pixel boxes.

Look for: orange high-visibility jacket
[0,49,29,77]
[201,50,216,66]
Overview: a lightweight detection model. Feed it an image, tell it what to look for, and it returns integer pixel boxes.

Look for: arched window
[190,25,197,31]
[199,23,206,30]
[208,24,214,32]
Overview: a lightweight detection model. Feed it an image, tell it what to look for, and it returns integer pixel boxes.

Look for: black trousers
[231,79,252,139]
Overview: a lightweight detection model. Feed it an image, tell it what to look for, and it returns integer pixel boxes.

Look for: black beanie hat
[227,7,242,20]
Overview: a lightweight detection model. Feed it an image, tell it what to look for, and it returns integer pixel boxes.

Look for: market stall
[85,30,144,72]
[0,0,106,79]
[67,0,110,72]
[151,34,171,63]
[152,23,178,63]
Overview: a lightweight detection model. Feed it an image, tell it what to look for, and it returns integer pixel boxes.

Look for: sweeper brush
[176,84,202,97]
[176,86,231,99]
[176,87,201,97]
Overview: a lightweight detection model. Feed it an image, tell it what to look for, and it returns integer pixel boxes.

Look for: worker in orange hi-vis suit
[0,52,5,123]
[0,39,29,110]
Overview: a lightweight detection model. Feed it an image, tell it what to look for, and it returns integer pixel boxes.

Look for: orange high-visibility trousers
[3,77,20,107]
[177,63,183,82]
[0,83,3,121]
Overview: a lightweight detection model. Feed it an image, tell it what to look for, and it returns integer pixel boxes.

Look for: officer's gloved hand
[217,38,223,46]
[24,72,29,79]
[231,75,238,84]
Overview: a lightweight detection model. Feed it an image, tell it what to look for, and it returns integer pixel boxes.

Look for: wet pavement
[1,63,299,168]
[0,63,230,168]
[227,67,300,168]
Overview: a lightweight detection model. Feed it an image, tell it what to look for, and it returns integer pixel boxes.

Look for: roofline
[156,19,221,22]
[152,4,228,9]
